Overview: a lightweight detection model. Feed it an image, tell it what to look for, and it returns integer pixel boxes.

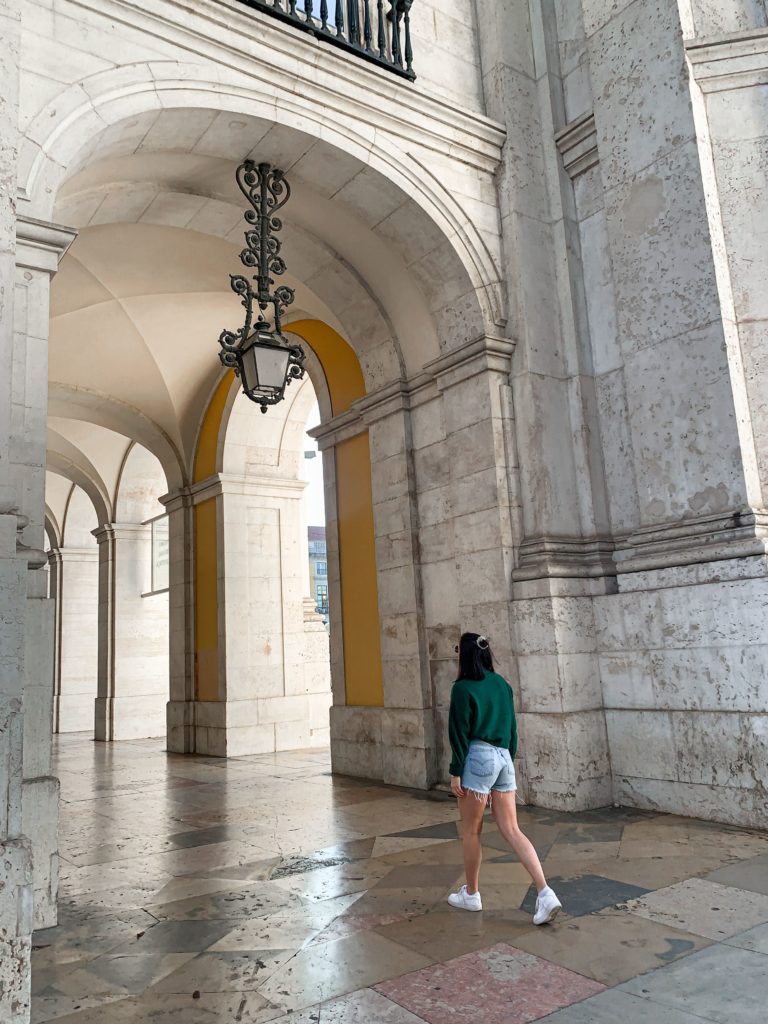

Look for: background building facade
[2,1,768,1018]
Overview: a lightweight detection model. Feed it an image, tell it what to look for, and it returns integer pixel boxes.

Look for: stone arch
[21,63,504,357]
[53,190,404,390]
[48,383,186,492]
[46,429,112,527]
[114,443,168,523]
[62,485,98,549]
[44,508,62,550]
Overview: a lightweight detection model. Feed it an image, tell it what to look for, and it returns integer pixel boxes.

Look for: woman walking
[447,632,562,925]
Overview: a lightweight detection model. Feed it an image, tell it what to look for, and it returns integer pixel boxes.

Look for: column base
[0,838,32,1024]
[596,554,768,829]
[329,706,436,789]
[95,694,166,742]
[21,777,59,929]
[167,698,332,758]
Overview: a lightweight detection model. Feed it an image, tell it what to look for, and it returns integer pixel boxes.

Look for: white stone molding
[423,334,516,389]
[613,507,768,573]
[15,216,76,275]
[555,112,599,178]
[190,473,307,506]
[686,27,768,91]
[513,534,617,583]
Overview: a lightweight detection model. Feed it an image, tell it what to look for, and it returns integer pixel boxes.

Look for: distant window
[316,584,328,612]
[316,561,327,576]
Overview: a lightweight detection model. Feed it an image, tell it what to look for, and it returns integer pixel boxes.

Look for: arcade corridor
[32,736,768,1023]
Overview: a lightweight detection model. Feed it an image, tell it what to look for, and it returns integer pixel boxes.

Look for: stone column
[472,0,614,809]
[93,524,168,741]
[1,56,75,1007]
[48,547,99,733]
[13,217,76,940]
[409,339,523,790]
[163,488,195,753]
[189,473,330,757]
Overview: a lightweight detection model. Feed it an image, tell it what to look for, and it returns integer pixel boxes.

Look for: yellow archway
[191,319,384,711]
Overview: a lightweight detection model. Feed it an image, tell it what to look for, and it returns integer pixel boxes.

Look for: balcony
[236,1,416,80]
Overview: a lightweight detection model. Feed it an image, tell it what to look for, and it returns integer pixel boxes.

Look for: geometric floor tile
[375,943,605,1024]
[513,908,710,986]
[256,931,434,1014]
[725,921,768,955]
[619,942,768,1024]
[623,877,768,940]
[34,736,768,1024]
[520,874,651,917]
[277,987,428,1023]
[706,853,768,897]
[535,988,714,1023]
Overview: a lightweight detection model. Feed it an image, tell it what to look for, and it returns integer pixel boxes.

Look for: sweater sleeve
[508,685,518,760]
[448,683,472,777]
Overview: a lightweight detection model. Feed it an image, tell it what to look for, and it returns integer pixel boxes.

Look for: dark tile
[521,874,651,917]
[111,920,235,955]
[165,825,245,849]
[706,853,768,897]
[554,823,624,844]
[385,822,458,841]
[270,839,376,880]
[374,864,463,889]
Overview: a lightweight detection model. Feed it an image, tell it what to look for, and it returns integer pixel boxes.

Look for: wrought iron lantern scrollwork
[218,161,306,413]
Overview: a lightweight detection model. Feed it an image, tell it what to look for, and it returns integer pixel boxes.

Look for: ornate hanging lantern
[218,161,305,412]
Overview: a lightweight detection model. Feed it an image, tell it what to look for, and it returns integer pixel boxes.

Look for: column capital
[423,334,515,390]
[92,522,149,544]
[159,488,194,514]
[47,546,99,564]
[15,216,77,275]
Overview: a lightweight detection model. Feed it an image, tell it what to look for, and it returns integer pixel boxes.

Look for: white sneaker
[447,884,483,912]
[533,887,562,925]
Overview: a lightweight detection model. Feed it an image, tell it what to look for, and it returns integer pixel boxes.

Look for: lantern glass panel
[242,341,291,396]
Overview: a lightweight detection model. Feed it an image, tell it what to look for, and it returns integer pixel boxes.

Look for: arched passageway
[39,93,515,796]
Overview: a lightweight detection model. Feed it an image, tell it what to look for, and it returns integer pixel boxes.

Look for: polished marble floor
[32,734,768,1023]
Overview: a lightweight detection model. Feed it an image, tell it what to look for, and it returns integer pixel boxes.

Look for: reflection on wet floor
[33,735,768,1023]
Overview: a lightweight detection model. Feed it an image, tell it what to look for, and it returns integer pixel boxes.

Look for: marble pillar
[93,524,168,741]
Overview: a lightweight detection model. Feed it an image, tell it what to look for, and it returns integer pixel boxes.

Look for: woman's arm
[448,684,472,778]
[509,684,518,759]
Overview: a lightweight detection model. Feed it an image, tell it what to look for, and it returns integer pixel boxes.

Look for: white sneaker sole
[447,897,483,912]
[534,902,561,925]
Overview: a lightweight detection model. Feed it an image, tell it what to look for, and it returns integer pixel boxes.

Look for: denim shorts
[461,740,517,796]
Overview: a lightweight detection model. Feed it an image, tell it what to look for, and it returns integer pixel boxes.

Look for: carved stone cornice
[686,28,768,92]
[189,472,306,504]
[613,507,768,573]
[512,534,616,582]
[423,334,515,390]
[15,216,77,274]
[555,113,599,179]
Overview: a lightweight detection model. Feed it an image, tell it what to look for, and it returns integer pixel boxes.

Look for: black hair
[456,632,494,682]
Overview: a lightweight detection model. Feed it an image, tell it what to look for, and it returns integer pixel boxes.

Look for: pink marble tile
[375,942,605,1024]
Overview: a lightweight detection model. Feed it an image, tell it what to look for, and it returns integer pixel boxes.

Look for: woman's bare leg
[458,792,488,894]
[491,791,547,892]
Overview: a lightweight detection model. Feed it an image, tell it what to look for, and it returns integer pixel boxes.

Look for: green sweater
[448,670,517,777]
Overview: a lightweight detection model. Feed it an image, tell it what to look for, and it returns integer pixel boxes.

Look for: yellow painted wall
[194,497,219,701]
[192,371,234,701]
[192,323,384,708]
[287,321,384,707]
[287,319,364,417]
[335,432,384,706]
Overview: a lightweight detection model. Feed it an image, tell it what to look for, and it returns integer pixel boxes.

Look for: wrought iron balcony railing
[237,1,415,80]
